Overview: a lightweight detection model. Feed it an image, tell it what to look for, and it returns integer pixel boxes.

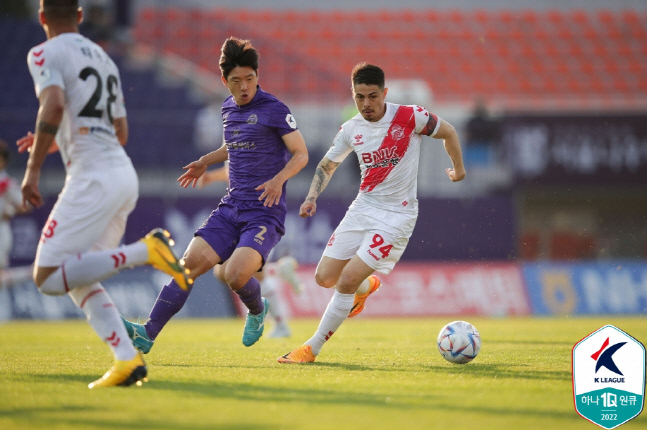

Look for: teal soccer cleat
[242,298,269,347]
[121,316,155,354]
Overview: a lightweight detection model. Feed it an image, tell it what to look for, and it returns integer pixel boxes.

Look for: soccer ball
[437,320,481,364]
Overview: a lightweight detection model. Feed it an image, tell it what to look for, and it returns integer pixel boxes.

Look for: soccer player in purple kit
[121,37,308,351]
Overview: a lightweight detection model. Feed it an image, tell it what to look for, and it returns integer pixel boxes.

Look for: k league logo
[573,325,645,429]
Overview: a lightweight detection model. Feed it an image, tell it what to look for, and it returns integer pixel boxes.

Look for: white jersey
[0,170,22,220]
[27,33,129,174]
[326,102,441,215]
[0,170,22,268]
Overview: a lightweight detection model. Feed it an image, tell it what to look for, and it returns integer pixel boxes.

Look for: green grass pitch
[1,317,645,430]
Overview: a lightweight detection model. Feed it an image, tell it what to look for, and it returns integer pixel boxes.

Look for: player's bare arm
[16,131,59,154]
[299,156,341,217]
[256,129,308,207]
[198,164,229,188]
[433,119,466,182]
[178,144,229,188]
[113,117,128,146]
[21,86,64,208]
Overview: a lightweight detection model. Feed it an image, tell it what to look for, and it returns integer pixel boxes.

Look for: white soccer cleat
[268,324,291,338]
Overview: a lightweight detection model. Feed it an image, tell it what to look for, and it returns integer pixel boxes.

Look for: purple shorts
[195,198,285,267]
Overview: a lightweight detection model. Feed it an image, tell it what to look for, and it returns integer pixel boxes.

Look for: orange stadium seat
[130,7,647,107]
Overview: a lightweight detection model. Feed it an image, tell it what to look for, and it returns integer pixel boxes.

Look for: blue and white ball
[437,321,481,364]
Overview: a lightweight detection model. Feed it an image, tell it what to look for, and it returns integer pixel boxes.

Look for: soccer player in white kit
[0,140,30,274]
[278,63,466,363]
[20,0,192,388]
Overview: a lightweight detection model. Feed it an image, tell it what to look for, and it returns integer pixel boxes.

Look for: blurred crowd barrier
[4,260,645,320]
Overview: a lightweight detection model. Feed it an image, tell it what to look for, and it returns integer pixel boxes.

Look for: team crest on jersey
[38,67,51,82]
[390,124,405,140]
[246,114,258,124]
[285,114,297,129]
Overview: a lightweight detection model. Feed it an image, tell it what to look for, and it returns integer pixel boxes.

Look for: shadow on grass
[144,378,580,422]
[0,406,265,430]
[422,362,571,381]
[11,367,580,427]
[155,359,571,381]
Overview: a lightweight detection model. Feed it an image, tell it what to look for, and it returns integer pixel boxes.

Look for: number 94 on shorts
[322,209,413,275]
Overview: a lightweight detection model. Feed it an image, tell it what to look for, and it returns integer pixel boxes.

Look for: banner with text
[233,262,530,318]
[502,114,647,185]
[523,261,647,315]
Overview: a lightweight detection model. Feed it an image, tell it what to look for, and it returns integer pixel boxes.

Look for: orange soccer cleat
[277,345,316,364]
[348,275,381,318]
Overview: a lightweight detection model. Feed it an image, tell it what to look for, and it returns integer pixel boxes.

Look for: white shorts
[35,163,138,267]
[322,201,417,275]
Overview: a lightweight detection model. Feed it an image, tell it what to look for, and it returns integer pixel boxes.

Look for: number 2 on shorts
[254,226,267,245]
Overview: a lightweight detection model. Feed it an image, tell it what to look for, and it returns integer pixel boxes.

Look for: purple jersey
[221,86,298,215]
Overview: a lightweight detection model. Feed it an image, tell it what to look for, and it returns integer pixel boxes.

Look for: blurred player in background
[200,164,304,338]
[279,63,465,363]
[20,0,190,388]
[121,37,308,352]
[0,139,32,283]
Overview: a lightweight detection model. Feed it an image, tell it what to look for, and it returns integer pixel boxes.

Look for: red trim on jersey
[0,178,10,195]
[359,106,416,193]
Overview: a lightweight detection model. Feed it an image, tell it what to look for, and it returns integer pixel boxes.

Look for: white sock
[355,278,371,295]
[261,276,289,328]
[305,290,354,356]
[39,242,149,295]
[68,283,138,361]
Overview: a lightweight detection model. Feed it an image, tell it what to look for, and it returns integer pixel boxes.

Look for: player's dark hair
[42,0,79,23]
[352,62,385,89]
[219,37,259,80]
[0,139,9,163]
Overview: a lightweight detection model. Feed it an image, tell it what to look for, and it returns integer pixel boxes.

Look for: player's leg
[275,256,304,294]
[84,195,146,388]
[227,220,282,346]
[219,258,289,337]
[261,270,291,338]
[122,204,239,352]
[35,228,190,294]
[225,246,269,346]
[278,255,373,363]
[69,282,147,388]
[212,259,227,283]
[35,171,190,296]
[279,211,406,363]
[38,172,147,387]
[122,236,221,353]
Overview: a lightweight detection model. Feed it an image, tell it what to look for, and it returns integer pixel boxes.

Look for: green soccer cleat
[242,298,269,347]
[121,316,155,354]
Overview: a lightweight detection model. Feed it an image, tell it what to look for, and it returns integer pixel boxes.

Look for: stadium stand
[132,8,647,109]
[0,17,204,169]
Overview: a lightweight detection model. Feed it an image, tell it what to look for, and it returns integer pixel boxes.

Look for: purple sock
[235,277,264,315]
[145,280,191,340]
